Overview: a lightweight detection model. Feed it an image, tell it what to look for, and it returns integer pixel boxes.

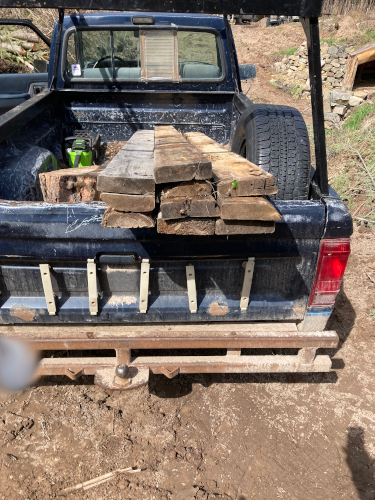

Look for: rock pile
[274,41,353,97]
[323,88,373,127]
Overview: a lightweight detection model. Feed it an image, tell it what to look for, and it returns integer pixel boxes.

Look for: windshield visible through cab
[65,29,223,82]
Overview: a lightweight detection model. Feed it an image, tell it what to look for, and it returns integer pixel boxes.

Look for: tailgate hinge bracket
[139,259,150,313]
[39,264,56,316]
[87,259,98,316]
[240,257,255,311]
[186,264,197,313]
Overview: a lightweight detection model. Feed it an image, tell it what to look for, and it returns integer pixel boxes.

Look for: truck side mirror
[239,64,256,80]
[34,59,49,73]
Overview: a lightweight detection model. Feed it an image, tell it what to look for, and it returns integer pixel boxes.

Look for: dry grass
[322,0,375,15]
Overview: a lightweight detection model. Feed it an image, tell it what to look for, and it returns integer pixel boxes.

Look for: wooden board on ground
[160,195,220,219]
[157,215,215,235]
[217,194,281,221]
[215,219,275,235]
[160,180,212,198]
[97,130,155,195]
[154,126,212,183]
[342,42,375,90]
[100,192,155,213]
[39,165,105,203]
[184,132,277,197]
[101,207,155,228]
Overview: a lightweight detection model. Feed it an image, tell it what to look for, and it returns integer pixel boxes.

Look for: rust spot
[10,305,36,322]
[208,302,228,316]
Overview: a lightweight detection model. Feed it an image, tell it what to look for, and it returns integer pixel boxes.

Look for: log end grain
[157,217,215,235]
[100,192,155,213]
[101,208,155,228]
[39,166,105,203]
[217,195,282,221]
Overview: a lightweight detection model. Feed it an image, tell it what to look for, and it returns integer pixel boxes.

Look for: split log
[101,207,155,228]
[217,194,281,221]
[184,132,277,197]
[157,215,215,235]
[1,43,26,56]
[215,219,275,235]
[160,180,212,198]
[20,42,38,51]
[160,195,220,219]
[154,126,212,183]
[97,130,155,195]
[9,30,40,43]
[100,192,155,212]
[39,166,105,203]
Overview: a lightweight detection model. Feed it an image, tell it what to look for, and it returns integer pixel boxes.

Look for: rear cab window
[64,28,224,82]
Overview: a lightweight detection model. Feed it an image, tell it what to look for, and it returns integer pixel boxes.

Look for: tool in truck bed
[0,0,352,390]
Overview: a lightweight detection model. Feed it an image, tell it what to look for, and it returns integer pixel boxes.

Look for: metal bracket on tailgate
[39,264,56,315]
[186,264,197,313]
[240,258,255,311]
[87,259,98,316]
[139,259,150,314]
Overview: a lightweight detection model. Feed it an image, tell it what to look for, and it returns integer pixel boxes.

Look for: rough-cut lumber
[157,215,215,235]
[184,132,277,197]
[39,166,105,203]
[160,195,220,219]
[215,219,275,235]
[217,194,281,221]
[160,180,212,198]
[97,130,155,195]
[342,42,375,91]
[100,192,155,213]
[101,208,155,228]
[154,126,212,183]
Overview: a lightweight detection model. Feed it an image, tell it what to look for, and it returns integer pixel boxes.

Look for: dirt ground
[1,20,375,500]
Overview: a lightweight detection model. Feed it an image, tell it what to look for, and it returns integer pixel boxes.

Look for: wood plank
[161,180,212,198]
[160,195,219,219]
[217,194,281,221]
[39,165,105,203]
[157,215,215,235]
[342,55,358,91]
[100,192,155,212]
[184,132,277,197]
[215,219,275,235]
[154,126,212,183]
[97,130,155,195]
[101,207,155,228]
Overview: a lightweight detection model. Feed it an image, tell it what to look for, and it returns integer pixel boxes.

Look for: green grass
[327,108,375,215]
[343,104,375,131]
[365,29,375,42]
[290,84,302,99]
[338,37,348,43]
[278,47,297,56]
[370,309,375,316]
[320,38,335,45]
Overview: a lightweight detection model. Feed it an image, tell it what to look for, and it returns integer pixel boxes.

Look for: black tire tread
[246,104,310,201]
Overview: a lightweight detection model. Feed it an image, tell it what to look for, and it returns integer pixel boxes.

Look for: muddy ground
[1,21,375,500]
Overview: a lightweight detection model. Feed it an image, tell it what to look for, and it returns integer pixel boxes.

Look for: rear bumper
[0,322,339,390]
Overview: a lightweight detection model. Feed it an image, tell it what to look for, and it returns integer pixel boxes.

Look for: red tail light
[308,238,350,307]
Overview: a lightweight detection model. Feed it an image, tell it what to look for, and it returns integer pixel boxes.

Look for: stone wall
[274,41,353,99]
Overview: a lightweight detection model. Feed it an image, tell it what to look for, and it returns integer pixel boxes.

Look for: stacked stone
[274,41,353,95]
[324,89,371,127]
[320,43,350,89]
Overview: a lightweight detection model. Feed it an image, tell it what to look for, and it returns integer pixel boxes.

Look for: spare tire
[0,146,58,201]
[233,104,311,201]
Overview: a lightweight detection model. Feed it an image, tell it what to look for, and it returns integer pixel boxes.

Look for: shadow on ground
[345,427,375,500]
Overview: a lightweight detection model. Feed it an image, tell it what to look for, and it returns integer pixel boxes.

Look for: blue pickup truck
[0,10,352,390]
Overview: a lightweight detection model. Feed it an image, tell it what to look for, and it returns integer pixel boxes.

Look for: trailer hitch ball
[115,363,132,387]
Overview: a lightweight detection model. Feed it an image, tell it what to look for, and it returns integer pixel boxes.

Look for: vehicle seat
[181,64,221,79]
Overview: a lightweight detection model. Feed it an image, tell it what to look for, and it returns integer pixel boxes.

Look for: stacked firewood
[98,126,281,235]
[0,29,48,71]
